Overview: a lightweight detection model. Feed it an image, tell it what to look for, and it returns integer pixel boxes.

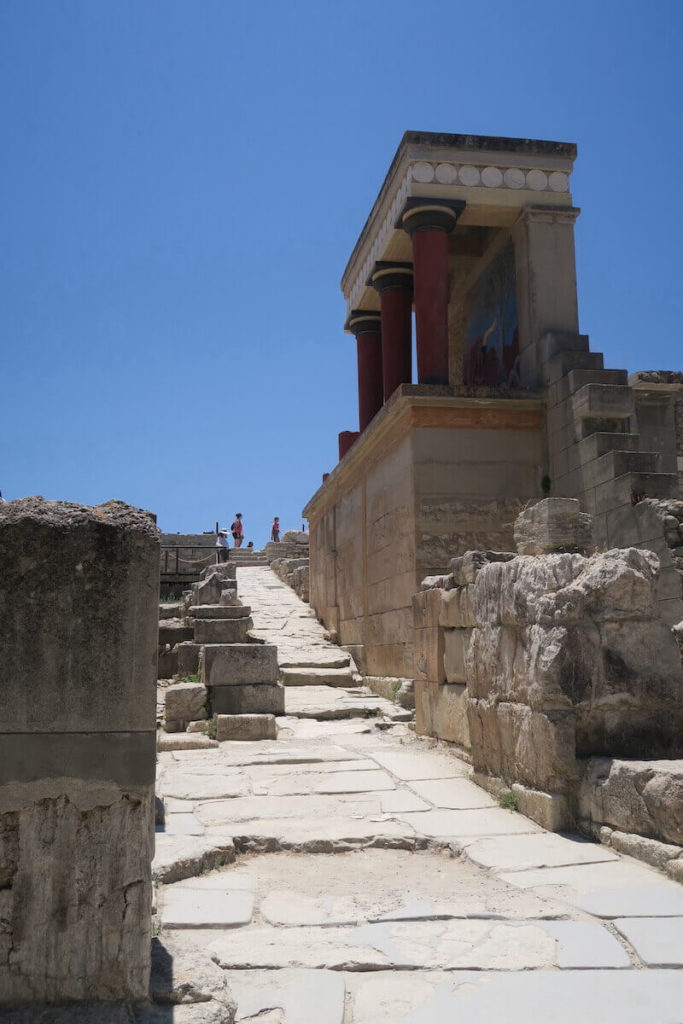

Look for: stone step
[597,471,681,513]
[280,666,356,687]
[587,450,662,488]
[577,431,641,462]
[567,367,629,393]
[189,604,252,619]
[573,383,635,425]
[546,349,604,384]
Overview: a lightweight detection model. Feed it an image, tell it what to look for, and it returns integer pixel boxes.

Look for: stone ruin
[0,497,158,1010]
[414,497,683,865]
[158,561,284,746]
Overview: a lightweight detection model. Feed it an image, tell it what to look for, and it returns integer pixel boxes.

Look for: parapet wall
[0,498,159,1007]
[414,498,683,833]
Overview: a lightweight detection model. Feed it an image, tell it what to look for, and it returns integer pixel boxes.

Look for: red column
[369,262,413,401]
[398,199,464,386]
[346,310,383,431]
[338,430,359,460]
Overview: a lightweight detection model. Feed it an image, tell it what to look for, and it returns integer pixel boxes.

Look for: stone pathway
[153,567,683,1022]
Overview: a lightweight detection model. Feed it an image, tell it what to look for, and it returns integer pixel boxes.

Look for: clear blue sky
[2,0,681,542]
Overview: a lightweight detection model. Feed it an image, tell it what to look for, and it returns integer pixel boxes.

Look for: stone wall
[413,498,683,832]
[0,498,159,1008]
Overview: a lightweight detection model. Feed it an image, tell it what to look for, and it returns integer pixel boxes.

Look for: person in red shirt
[271,516,280,543]
[231,513,244,548]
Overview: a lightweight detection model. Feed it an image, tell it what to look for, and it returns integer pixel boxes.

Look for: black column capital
[345,309,382,336]
[367,261,414,294]
[396,197,465,236]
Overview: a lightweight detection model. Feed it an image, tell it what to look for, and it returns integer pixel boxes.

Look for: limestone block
[412,588,443,630]
[579,758,683,846]
[164,683,207,731]
[158,622,194,646]
[190,604,251,619]
[0,498,159,734]
[211,683,285,716]
[201,644,279,687]
[200,562,237,582]
[219,587,240,606]
[0,786,153,1004]
[426,682,470,747]
[281,530,309,545]
[176,642,202,676]
[413,626,445,684]
[466,697,577,795]
[514,497,593,555]
[193,617,253,644]
[449,550,515,586]
[443,629,472,683]
[216,714,277,741]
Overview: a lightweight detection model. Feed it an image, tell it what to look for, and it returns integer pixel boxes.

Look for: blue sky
[2,0,681,541]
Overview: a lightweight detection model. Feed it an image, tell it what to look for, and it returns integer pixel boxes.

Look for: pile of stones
[159,563,284,744]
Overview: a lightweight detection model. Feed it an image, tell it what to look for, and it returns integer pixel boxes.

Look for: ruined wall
[414,499,683,832]
[0,498,158,1007]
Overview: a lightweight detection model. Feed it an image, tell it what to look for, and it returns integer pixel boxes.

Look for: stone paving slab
[152,834,236,884]
[283,686,400,721]
[368,750,470,780]
[571,882,683,918]
[209,919,564,970]
[276,717,374,739]
[158,812,204,836]
[158,771,250,800]
[343,969,683,1023]
[462,832,619,872]
[205,817,419,851]
[499,860,674,898]
[407,778,497,809]
[613,916,683,966]
[225,968,345,1024]
[160,886,254,929]
[379,791,430,813]
[314,769,396,794]
[397,807,541,839]
[195,794,381,824]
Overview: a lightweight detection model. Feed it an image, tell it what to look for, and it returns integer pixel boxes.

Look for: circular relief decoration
[526,169,548,191]
[412,162,435,183]
[503,167,526,189]
[548,171,570,193]
[435,163,458,184]
[458,165,481,186]
[481,166,504,188]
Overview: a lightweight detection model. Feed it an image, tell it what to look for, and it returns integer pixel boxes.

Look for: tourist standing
[215,529,230,563]
[271,516,280,543]
[231,513,244,548]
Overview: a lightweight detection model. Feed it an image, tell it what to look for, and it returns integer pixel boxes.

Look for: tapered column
[346,310,383,431]
[398,199,464,386]
[338,430,359,460]
[369,262,413,401]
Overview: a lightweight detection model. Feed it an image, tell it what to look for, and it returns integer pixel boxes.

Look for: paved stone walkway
[153,567,683,1022]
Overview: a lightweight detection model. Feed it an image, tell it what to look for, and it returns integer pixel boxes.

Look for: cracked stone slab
[160,886,254,929]
[613,917,683,966]
[225,968,345,1024]
[149,935,236,1006]
[380,791,430,813]
[499,860,675,899]
[153,834,236,883]
[344,970,683,1024]
[158,772,250,800]
[275,717,374,738]
[313,770,396,794]
[462,832,619,872]
[407,778,497,809]
[208,919,557,970]
[283,686,393,720]
[205,817,418,851]
[368,750,470,780]
[195,793,380,825]
[397,808,541,839]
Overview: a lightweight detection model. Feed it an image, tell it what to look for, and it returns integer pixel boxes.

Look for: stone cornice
[303,389,545,522]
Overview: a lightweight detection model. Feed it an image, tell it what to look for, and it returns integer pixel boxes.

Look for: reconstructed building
[303,131,683,680]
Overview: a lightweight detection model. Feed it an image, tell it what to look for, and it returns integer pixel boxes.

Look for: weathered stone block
[579,758,683,846]
[514,497,593,555]
[449,550,515,586]
[193,616,253,644]
[210,682,285,715]
[164,682,207,731]
[413,625,445,683]
[158,621,194,646]
[201,644,278,687]
[216,714,277,741]
[176,641,202,676]
[443,628,472,683]
[190,604,251,619]
[412,588,443,629]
